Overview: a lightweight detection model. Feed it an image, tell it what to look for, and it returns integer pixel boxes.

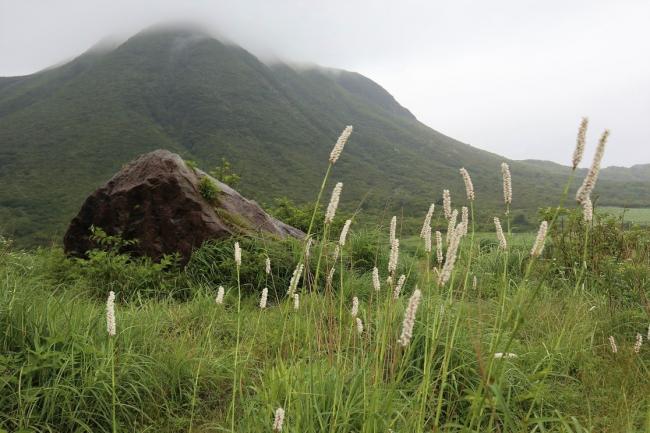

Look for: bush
[345,228,388,273]
[62,227,187,301]
[267,197,348,235]
[198,176,220,203]
[186,235,304,299]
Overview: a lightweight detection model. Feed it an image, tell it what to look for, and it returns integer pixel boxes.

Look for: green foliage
[0,257,230,432]
[198,176,220,203]
[1,216,650,431]
[209,157,241,187]
[184,159,199,170]
[540,206,650,304]
[599,206,650,225]
[90,225,138,250]
[345,228,389,273]
[186,235,303,300]
[267,197,321,233]
[268,197,347,235]
[60,226,187,301]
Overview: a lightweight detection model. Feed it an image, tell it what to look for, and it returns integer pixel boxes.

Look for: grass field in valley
[1,127,650,433]
[599,207,650,225]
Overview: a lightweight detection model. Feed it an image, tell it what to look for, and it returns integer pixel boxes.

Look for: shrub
[186,235,304,299]
[61,227,187,301]
[198,176,220,203]
[267,196,348,235]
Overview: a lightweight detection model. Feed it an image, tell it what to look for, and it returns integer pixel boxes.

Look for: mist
[1,0,648,167]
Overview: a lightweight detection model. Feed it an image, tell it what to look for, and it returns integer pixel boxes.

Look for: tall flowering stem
[438,223,465,286]
[461,206,469,236]
[329,126,353,164]
[501,162,512,216]
[634,333,643,354]
[388,238,399,277]
[573,117,589,169]
[215,286,225,304]
[273,407,285,432]
[443,190,452,220]
[304,237,313,261]
[324,183,343,225]
[530,221,548,257]
[545,120,599,260]
[356,317,364,335]
[574,128,609,292]
[351,296,359,317]
[339,219,352,246]
[423,225,432,253]
[372,267,381,291]
[576,129,609,204]
[230,243,243,433]
[435,231,443,266]
[459,167,475,201]
[446,209,458,245]
[312,182,343,292]
[106,291,117,433]
[494,217,507,250]
[398,288,422,346]
[609,336,618,354]
[305,126,353,238]
[582,198,593,222]
[287,263,304,296]
[259,287,269,309]
[574,196,594,294]
[420,204,435,238]
[393,275,406,300]
[106,291,116,337]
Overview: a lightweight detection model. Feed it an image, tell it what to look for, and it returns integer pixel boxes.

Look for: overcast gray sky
[1,0,648,167]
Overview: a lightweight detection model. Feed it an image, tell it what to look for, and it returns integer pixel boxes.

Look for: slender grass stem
[110,337,117,433]
[229,266,242,433]
[306,164,332,239]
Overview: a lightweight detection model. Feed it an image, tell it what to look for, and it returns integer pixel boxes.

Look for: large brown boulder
[64,149,304,263]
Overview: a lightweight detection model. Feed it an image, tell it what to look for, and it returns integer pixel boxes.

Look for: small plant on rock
[198,176,220,204]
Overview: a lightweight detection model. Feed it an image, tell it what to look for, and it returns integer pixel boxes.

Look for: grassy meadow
[1,127,650,432]
[599,207,650,225]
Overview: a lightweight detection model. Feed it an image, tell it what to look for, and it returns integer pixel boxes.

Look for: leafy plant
[64,227,187,301]
[184,159,199,170]
[198,176,220,204]
[209,157,241,187]
[268,197,348,236]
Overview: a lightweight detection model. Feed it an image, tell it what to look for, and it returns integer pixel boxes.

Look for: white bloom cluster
[329,126,353,164]
[531,221,548,257]
[106,291,116,337]
[398,289,422,347]
[324,182,343,224]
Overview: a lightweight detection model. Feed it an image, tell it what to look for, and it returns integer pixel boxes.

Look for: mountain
[1,24,649,245]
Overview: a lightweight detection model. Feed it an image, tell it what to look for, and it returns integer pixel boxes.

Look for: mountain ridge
[1,24,649,245]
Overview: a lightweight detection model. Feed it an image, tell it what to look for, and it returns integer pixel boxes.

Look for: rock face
[64,149,304,263]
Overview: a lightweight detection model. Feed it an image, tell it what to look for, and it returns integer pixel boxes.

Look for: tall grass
[1,123,649,432]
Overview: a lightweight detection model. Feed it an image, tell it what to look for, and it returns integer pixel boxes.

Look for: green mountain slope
[1,25,649,245]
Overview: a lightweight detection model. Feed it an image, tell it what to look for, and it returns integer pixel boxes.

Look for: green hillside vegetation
[1,163,649,431]
[2,24,650,246]
[599,206,650,225]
